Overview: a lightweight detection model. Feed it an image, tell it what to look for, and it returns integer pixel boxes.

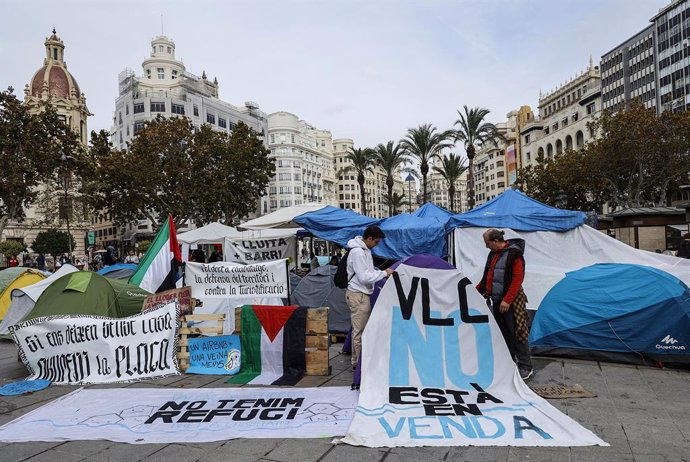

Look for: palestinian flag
[227,305,306,386]
[129,215,182,293]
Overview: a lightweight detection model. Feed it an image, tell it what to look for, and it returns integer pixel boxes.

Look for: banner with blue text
[341,263,607,447]
[186,335,241,375]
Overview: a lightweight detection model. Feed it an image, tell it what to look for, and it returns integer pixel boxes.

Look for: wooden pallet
[177,314,225,372]
[330,333,348,343]
[235,307,330,376]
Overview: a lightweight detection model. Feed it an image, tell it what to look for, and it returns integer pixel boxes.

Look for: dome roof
[29,29,81,99]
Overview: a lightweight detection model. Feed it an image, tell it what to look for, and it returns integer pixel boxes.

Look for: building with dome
[25,28,90,144]
[1,30,91,264]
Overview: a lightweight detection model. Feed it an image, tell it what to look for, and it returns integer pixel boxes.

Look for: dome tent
[530,263,690,366]
[0,268,46,320]
[97,263,138,280]
[28,272,150,321]
[291,264,349,333]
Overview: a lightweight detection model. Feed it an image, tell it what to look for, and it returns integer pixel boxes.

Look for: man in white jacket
[346,225,394,370]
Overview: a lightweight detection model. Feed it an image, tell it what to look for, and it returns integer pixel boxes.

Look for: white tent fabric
[454,226,690,310]
[0,264,80,335]
[237,203,325,230]
[177,222,236,245]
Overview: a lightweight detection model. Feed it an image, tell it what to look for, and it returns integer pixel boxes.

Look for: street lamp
[59,151,76,260]
[405,173,415,213]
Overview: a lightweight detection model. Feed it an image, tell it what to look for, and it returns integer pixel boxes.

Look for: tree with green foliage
[374,141,409,216]
[401,124,453,204]
[454,106,502,209]
[432,153,468,212]
[343,147,376,215]
[0,240,24,258]
[382,192,406,216]
[0,87,81,236]
[516,99,690,211]
[136,240,151,255]
[86,117,274,229]
[32,229,75,262]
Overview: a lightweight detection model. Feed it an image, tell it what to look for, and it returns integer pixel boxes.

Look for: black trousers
[489,298,532,370]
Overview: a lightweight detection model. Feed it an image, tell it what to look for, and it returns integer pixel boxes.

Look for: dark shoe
[519,367,534,380]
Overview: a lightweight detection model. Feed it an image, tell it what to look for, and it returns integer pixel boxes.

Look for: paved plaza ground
[0,339,688,462]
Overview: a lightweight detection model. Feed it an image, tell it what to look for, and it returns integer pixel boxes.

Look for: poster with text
[142,286,193,315]
[186,335,241,375]
[10,303,180,385]
[225,235,296,265]
[341,262,607,447]
[185,260,288,299]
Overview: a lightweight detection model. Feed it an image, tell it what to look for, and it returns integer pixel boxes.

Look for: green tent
[27,271,151,321]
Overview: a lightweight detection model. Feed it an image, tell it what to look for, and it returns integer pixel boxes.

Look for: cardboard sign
[186,335,241,375]
[10,303,180,384]
[142,286,193,316]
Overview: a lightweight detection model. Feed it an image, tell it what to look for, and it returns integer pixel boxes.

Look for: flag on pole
[227,305,306,386]
[129,214,181,293]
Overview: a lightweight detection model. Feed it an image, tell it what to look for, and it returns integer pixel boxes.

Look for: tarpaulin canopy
[238,203,326,230]
[446,189,587,232]
[411,202,453,219]
[177,222,236,245]
[294,206,451,260]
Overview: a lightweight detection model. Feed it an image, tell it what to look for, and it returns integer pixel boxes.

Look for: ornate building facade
[2,30,91,258]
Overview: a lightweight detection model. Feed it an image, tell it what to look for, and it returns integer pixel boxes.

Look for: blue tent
[97,263,138,280]
[294,206,451,260]
[446,189,587,232]
[411,202,453,219]
[530,263,690,366]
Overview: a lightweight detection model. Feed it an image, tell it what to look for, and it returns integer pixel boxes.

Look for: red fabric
[502,257,524,305]
[252,305,298,342]
[168,214,182,263]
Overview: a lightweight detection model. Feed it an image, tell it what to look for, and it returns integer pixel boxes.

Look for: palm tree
[454,105,503,209]
[400,124,453,204]
[374,141,409,216]
[382,192,406,216]
[432,153,468,212]
[344,147,375,215]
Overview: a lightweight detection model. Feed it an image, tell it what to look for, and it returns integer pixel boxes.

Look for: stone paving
[0,340,689,461]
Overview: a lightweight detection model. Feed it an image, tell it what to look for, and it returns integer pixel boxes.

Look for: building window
[193,105,199,117]
[270,134,275,143]
[229,121,236,130]
[172,70,178,80]
[524,134,530,144]
[218,117,227,128]
[146,69,151,79]
[125,104,129,115]
[150,101,166,112]
[167,46,171,53]
[157,68,165,79]
[587,102,596,114]
[291,134,295,143]
[171,103,185,115]
[206,113,216,124]
[133,102,144,114]
[133,121,145,134]
[158,45,163,52]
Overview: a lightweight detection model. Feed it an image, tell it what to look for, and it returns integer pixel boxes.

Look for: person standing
[678,233,690,259]
[8,255,18,268]
[36,253,46,271]
[476,229,533,380]
[124,250,139,264]
[346,225,394,371]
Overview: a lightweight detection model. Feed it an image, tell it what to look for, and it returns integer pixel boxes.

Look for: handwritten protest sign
[186,335,240,375]
[225,236,296,265]
[9,303,180,384]
[185,260,289,299]
[142,287,193,315]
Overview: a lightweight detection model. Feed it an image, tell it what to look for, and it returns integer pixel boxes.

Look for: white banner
[186,260,289,299]
[341,263,607,447]
[0,387,359,444]
[10,303,180,385]
[225,235,296,265]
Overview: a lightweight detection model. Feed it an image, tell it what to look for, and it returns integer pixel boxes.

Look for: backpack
[333,250,352,289]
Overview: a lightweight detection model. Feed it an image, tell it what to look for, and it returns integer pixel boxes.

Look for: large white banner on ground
[0,387,359,444]
[186,260,289,299]
[9,304,180,385]
[225,235,296,265]
[341,263,608,448]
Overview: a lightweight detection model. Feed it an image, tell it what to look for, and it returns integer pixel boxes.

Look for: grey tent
[292,264,350,333]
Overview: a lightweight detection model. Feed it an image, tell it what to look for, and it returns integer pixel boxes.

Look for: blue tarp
[530,263,690,363]
[411,202,453,219]
[293,206,451,261]
[446,189,587,232]
[97,263,138,279]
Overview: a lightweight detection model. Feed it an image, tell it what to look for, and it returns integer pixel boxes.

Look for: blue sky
[0,0,671,150]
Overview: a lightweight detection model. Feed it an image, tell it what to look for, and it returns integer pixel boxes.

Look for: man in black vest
[476,229,533,380]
